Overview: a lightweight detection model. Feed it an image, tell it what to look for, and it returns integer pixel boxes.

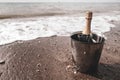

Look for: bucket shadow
[89,63,120,80]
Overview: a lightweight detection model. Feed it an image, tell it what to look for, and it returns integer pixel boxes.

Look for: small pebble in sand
[37,54,40,57]
[38,41,41,43]
[73,70,77,74]
[114,39,117,42]
[86,79,90,80]
[106,46,110,50]
[113,48,117,53]
[9,47,12,50]
[37,63,42,67]
[66,65,78,74]
[84,51,86,55]
[66,65,72,71]
[68,57,72,60]
[36,69,40,72]
[0,60,5,64]
[44,68,47,71]
[105,57,108,60]
[0,72,2,76]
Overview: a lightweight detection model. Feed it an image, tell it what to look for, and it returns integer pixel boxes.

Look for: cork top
[86,11,93,20]
[82,11,93,35]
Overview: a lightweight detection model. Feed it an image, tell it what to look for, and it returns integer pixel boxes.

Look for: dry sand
[0,21,120,80]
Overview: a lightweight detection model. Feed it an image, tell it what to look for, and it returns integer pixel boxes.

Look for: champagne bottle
[78,11,93,43]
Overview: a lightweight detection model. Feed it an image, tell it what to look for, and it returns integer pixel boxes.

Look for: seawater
[0,2,120,45]
[0,2,120,17]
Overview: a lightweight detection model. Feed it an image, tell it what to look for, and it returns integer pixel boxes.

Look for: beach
[0,23,120,80]
[0,2,120,80]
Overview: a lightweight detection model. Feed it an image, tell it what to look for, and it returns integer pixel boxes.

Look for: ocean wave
[0,15,120,45]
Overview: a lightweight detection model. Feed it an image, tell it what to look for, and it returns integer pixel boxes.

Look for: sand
[0,20,120,80]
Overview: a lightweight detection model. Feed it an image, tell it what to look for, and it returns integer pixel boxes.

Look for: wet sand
[0,20,120,80]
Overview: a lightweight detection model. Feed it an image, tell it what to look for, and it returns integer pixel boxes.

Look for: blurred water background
[0,2,120,18]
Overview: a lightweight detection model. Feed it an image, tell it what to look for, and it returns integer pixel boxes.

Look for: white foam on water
[0,15,120,45]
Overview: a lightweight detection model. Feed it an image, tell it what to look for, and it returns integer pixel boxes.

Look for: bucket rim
[70,31,105,44]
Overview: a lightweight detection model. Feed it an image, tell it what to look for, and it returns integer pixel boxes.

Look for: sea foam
[0,15,120,45]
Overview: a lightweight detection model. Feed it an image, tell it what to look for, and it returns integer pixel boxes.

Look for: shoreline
[0,14,120,45]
